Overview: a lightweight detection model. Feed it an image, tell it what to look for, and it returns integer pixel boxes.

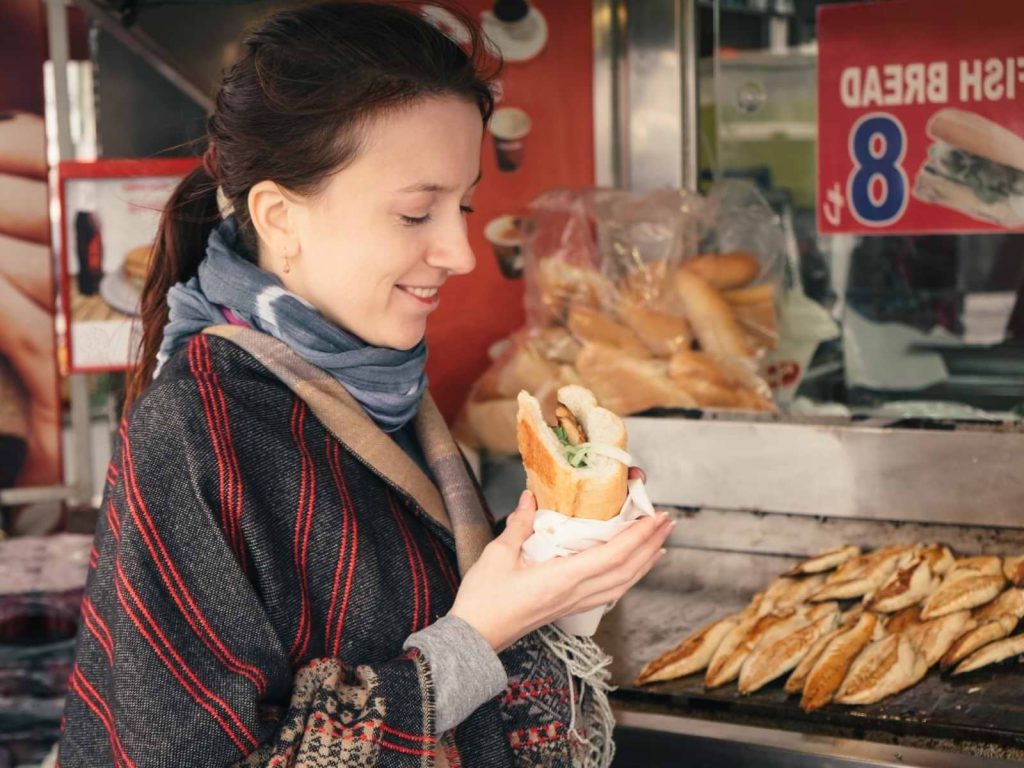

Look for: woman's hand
[449,470,672,651]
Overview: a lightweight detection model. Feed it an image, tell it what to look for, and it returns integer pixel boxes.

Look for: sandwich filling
[551,404,632,469]
[927,142,1024,205]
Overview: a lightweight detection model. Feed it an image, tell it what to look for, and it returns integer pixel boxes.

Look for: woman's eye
[400,213,432,226]
[460,205,475,215]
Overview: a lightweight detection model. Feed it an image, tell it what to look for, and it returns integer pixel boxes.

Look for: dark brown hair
[126,1,498,409]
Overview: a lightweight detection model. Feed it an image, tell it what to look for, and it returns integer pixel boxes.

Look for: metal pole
[593,0,616,188]
[49,0,94,508]
[679,0,699,191]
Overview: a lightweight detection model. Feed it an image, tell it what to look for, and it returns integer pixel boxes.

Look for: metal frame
[73,0,214,114]
[679,0,699,190]
[613,708,1019,767]
[592,0,620,187]
[592,0,700,191]
[626,414,1024,528]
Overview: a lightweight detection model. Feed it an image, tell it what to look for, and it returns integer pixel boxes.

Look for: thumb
[500,490,537,546]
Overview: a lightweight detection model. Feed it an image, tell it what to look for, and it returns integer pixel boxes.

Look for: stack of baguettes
[456,252,777,456]
[636,545,1024,711]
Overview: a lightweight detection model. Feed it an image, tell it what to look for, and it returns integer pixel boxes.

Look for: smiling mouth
[396,285,442,306]
[399,286,440,299]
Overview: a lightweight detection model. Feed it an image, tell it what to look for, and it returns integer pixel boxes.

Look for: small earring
[283,251,291,274]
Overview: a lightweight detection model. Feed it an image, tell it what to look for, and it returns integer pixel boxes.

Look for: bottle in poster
[75,210,103,295]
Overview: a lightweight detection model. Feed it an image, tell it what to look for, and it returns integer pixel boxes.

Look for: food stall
[1,0,1022,765]
[467,0,1024,765]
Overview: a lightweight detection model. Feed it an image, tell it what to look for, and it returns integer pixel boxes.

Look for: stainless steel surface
[612,709,1019,767]
[623,0,684,190]
[74,0,214,112]
[592,0,621,187]
[625,415,1024,526]
[47,0,94,509]
[597,549,1024,759]
[666,508,1024,558]
[69,375,94,506]
[679,0,699,191]
[46,0,74,159]
[0,485,80,506]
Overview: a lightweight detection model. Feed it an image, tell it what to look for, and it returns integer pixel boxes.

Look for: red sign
[817,0,1024,235]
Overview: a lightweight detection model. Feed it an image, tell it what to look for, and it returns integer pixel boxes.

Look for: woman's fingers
[570,549,667,612]
[0,113,46,180]
[497,491,537,550]
[578,521,673,595]
[0,173,48,243]
[627,466,647,483]
[560,514,670,581]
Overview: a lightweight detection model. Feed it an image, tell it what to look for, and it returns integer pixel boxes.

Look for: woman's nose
[427,221,476,276]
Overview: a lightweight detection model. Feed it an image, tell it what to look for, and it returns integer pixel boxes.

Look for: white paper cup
[489,107,532,172]
[554,605,608,637]
[521,479,656,636]
[484,214,523,279]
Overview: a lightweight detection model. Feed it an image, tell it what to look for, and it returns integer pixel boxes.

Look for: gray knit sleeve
[403,615,508,735]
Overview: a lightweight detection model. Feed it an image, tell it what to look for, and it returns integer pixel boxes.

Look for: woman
[58,4,672,767]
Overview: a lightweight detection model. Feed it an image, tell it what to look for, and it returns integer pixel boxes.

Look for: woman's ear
[248,180,297,264]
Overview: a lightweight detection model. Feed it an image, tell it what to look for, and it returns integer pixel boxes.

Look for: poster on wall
[58,158,196,372]
[0,1,62,491]
[817,0,1024,235]
[419,0,595,421]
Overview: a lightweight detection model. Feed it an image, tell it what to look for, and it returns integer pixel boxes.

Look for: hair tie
[202,142,219,179]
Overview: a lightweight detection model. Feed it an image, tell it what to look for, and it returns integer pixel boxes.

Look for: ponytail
[124,161,220,411]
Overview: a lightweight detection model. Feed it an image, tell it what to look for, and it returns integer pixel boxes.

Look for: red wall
[425,0,595,421]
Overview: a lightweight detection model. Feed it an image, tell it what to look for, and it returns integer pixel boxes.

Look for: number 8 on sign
[847,113,908,227]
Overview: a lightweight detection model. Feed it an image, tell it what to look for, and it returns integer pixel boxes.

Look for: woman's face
[284,96,483,349]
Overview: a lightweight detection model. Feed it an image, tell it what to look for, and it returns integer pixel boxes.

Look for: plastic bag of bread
[523,188,699,330]
[458,182,785,454]
[680,181,787,356]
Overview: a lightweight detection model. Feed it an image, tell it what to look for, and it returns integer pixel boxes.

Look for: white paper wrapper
[521,478,656,636]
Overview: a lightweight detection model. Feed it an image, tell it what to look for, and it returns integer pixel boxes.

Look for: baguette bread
[537,260,614,321]
[516,385,629,521]
[681,251,760,290]
[481,341,556,400]
[575,343,697,416]
[567,305,653,359]
[668,350,773,411]
[722,284,777,307]
[616,299,692,357]
[676,270,752,360]
[460,398,519,456]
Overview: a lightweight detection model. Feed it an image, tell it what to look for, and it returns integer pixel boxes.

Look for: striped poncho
[58,326,603,768]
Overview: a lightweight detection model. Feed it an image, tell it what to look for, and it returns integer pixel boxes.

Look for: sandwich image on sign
[914,109,1024,227]
[517,385,655,636]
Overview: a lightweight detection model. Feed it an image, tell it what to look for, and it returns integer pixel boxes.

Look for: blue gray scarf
[156,217,428,432]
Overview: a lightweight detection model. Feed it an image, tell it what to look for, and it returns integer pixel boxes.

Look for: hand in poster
[0,111,59,487]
